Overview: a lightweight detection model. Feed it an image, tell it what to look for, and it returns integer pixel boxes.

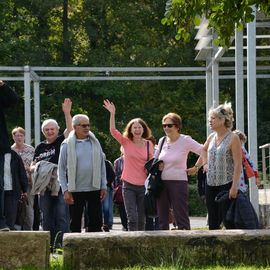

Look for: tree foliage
[162,0,270,47]
[0,0,269,166]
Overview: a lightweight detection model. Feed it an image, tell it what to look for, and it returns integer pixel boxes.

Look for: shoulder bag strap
[147,141,149,161]
[157,136,166,159]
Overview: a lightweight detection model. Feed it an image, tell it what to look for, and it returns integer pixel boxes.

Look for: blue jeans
[102,187,113,226]
[40,189,69,249]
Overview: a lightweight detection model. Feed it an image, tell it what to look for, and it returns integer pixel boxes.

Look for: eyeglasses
[77,124,90,128]
[162,124,176,128]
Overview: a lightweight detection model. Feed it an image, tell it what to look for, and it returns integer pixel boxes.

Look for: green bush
[188,184,207,217]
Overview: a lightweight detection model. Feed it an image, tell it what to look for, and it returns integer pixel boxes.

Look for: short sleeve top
[34,134,65,165]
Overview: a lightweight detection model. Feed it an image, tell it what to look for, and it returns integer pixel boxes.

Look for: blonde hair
[233,130,247,143]
[123,118,152,140]
[12,127,25,136]
[209,101,234,129]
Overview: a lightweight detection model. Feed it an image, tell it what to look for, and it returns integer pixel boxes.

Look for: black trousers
[69,191,102,232]
[205,182,232,230]
[4,191,18,230]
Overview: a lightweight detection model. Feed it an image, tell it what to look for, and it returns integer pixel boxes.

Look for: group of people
[0,81,260,251]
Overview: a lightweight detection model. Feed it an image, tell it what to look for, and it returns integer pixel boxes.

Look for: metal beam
[247,6,259,217]
[23,66,31,145]
[235,29,244,132]
[31,67,206,72]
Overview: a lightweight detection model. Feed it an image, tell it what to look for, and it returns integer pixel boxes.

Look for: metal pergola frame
[194,8,270,215]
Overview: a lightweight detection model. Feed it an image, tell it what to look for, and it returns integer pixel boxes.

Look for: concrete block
[63,230,270,269]
[0,231,50,269]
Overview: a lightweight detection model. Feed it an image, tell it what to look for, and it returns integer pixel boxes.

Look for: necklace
[216,131,230,146]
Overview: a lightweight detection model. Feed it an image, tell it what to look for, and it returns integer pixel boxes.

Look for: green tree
[162,0,270,48]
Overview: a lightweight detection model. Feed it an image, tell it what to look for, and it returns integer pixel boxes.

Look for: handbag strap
[158,136,166,158]
[152,136,166,163]
[242,149,248,169]
[147,141,150,161]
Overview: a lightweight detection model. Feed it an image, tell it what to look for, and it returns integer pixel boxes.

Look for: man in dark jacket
[0,80,20,230]
[0,81,18,153]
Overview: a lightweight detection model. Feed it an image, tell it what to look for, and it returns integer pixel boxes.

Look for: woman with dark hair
[103,99,153,231]
[201,102,242,230]
[155,112,203,230]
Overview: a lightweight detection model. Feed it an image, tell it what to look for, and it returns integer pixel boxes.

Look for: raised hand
[103,99,115,114]
[62,98,72,114]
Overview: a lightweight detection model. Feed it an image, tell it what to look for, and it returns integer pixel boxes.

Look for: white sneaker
[0,227,10,231]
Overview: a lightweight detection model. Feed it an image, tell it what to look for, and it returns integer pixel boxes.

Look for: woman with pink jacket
[155,112,203,230]
[103,100,153,231]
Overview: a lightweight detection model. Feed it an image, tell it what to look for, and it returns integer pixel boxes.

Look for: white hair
[72,114,89,126]
[41,119,60,132]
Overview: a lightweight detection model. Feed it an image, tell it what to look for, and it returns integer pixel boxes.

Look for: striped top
[207,132,234,186]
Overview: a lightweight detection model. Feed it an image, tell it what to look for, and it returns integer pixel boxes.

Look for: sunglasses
[162,124,176,128]
[77,124,90,128]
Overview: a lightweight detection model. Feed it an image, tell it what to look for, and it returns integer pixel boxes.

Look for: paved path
[110,216,208,232]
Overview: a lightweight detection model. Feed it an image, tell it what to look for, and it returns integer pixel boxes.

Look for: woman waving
[103,100,153,231]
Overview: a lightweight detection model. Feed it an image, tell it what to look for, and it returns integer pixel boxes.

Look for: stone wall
[63,230,270,269]
[259,189,270,228]
[0,231,50,269]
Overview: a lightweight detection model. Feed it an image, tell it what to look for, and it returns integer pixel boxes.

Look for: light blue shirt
[58,137,107,193]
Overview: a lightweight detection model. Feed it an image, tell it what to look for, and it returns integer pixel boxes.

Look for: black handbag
[144,191,158,218]
[144,137,166,198]
[144,137,166,218]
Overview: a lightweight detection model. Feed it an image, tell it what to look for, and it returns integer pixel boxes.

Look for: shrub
[188,184,207,217]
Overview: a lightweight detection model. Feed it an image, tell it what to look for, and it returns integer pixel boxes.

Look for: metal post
[247,6,257,166]
[24,66,31,145]
[34,81,40,147]
[212,30,219,106]
[262,148,266,187]
[235,29,244,132]
[206,59,212,137]
[247,6,258,217]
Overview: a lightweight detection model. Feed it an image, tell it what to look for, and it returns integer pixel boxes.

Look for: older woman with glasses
[155,112,203,230]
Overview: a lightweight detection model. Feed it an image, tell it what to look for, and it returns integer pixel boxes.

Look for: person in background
[58,114,107,233]
[197,167,206,201]
[0,80,19,231]
[113,147,128,231]
[11,127,35,230]
[30,98,72,250]
[102,154,115,232]
[155,112,203,230]
[233,130,260,192]
[201,102,242,230]
[103,99,153,231]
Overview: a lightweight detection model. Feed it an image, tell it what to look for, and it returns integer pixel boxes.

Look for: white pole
[24,66,31,145]
[247,6,259,217]
[34,81,40,147]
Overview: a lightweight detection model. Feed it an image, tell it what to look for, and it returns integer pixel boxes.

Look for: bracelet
[194,165,199,168]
